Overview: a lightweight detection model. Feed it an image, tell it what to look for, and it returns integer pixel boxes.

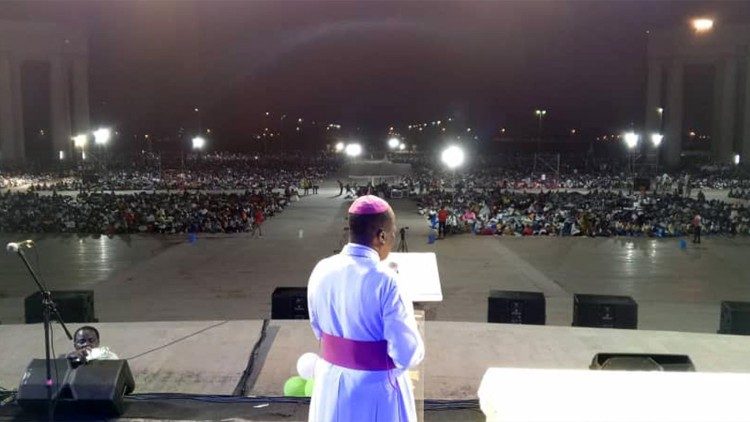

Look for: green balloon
[304,378,314,397]
[283,376,307,397]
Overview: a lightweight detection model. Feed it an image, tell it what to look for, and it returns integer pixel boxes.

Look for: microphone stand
[13,247,72,422]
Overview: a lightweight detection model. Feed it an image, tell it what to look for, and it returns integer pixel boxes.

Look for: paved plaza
[1,182,749,333]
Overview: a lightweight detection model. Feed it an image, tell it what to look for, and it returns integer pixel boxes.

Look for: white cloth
[307,243,424,422]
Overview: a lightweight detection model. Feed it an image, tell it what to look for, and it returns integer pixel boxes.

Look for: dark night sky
[2,1,750,148]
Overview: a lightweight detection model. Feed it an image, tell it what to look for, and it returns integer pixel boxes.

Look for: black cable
[232,319,269,396]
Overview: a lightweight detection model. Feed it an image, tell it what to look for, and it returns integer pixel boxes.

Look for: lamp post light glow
[388,137,400,149]
[441,145,465,169]
[650,133,663,147]
[624,132,640,149]
[692,18,714,33]
[58,150,65,161]
[192,136,206,150]
[93,128,111,145]
[334,142,345,152]
[398,143,406,151]
[735,154,741,165]
[345,143,362,157]
[72,134,87,148]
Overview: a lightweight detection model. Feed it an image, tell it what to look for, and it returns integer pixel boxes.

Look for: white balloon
[297,352,319,380]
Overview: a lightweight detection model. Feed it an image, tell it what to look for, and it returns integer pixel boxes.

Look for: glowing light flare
[651,133,664,147]
[624,132,639,149]
[345,143,362,157]
[441,145,465,169]
[93,128,111,145]
[334,142,345,152]
[72,134,87,148]
[192,136,206,150]
[692,18,714,32]
[388,137,400,149]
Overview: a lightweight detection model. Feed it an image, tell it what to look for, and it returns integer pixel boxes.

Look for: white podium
[384,252,443,303]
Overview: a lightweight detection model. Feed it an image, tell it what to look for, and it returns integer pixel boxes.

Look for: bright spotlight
[399,143,406,151]
[345,143,362,157]
[441,145,465,169]
[650,133,663,147]
[623,132,639,149]
[72,134,87,148]
[388,137,400,149]
[735,154,741,165]
[192,136,206,150]
[692,18,714,32]
[58,150,65,161]
[334,142,345,152]
[93,128,111,145]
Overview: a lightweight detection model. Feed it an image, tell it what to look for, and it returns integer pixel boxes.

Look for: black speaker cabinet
[590,353,695,371]
[573,294,637,329]
[719,301,750,335]
[272,287,308,319]
[17,359,135,416]
[488,290,545,325]
[25,290,96,324]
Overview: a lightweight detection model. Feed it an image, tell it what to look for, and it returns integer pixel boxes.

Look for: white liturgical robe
[307,243,424,422]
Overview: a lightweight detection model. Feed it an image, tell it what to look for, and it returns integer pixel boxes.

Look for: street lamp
[192,136,206,150]
[388,137,400,149]
[650,133,663,147]
[334,142,345,153]
[399,143,406,151]
[345,143,362,157]
[535,109,547,151]
[93,128,111,145]
[72,134,87,149]
[735,154,741,165]
[692,18,714,33]
[441,145,465,169]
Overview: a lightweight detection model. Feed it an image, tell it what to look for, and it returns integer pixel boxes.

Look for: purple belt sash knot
[320,332,396,371]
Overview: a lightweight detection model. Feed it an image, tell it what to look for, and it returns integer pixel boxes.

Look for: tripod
[397,227,408,252]
[11,245,72,421]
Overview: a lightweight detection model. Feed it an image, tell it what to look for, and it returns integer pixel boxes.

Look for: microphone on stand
[6,240,34,253]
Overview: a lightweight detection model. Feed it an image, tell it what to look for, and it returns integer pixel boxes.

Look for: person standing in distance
[307,195,424,422]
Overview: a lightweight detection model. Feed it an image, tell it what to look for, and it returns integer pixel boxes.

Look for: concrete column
[10,58,24,161]
[0,53,14,162]
[712,57,738,164]
[644,59,663,135]
[742,57,750,166]
[664,60,684,168]
[50,55,72,160]
[71,57,89,135]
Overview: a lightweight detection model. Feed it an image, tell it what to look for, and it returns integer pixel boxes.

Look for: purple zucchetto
[348,195,390,215]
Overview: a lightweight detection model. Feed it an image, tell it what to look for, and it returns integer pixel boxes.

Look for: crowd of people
[416,186,750,238]
[0,189,289,234]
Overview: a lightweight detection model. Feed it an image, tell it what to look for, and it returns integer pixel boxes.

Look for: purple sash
[320,332,396,371]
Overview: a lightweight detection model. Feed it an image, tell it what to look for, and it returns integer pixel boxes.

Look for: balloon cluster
[283,352,318,397]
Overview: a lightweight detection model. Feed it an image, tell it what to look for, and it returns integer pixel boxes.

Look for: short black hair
[74,326,100,340]
[348,211,392,245]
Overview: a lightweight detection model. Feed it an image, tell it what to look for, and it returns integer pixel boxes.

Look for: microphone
[6,240,34,253]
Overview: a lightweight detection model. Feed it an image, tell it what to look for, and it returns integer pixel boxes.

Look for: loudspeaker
[272,287,308,319]
[718,301,750,335]
[25,290,96,324]
[487,290,545,324]
[590,353,695,371]
[573,294,637,329]
[634,177,651,191]
[17,359,135,416]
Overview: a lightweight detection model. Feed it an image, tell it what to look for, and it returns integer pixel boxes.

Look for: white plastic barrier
[478,367,750,422]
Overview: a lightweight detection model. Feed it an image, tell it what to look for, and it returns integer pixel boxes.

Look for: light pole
[535,109,547,152]
[441,145,465,205]
[194,107,201,133]
[624,131,640,183]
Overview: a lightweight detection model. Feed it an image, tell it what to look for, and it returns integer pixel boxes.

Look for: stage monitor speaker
[487,290,545,325]
[572,294,637,329]
[272,287,308,319]
[590,353,695,372]
[24,290,96,324]
[17,358,135,416]
[718,301,750,335]
[634,177,651,191]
